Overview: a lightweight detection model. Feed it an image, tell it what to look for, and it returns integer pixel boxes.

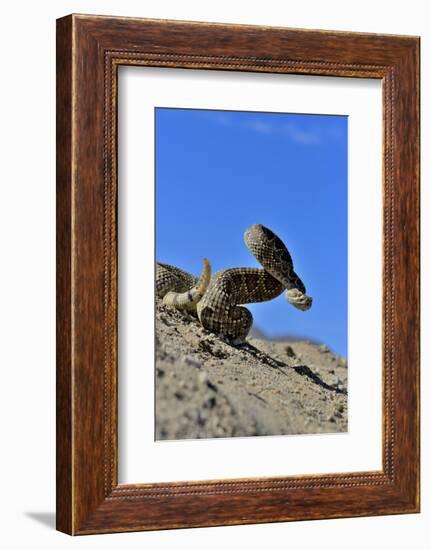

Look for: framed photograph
[56,14,420,534]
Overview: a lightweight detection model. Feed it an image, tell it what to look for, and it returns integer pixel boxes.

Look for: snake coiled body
[156,224,312,341]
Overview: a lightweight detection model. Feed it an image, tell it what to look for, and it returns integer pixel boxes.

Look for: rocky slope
[155,299,348,440]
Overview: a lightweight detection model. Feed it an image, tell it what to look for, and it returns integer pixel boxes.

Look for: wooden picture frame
[56,14,420,535]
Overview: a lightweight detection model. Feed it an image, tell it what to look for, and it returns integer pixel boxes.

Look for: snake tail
[162,258,211,311]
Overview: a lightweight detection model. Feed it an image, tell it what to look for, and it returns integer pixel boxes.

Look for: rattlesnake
[156,224,312,341]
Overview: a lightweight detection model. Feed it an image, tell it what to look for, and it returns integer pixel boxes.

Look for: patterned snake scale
[156,224,312,341]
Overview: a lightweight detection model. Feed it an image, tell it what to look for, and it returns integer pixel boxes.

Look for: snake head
[285,288,313,311]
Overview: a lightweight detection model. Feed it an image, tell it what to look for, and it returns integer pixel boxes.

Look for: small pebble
[285,345,296,357]
[203,396,217,409]
[182,355,201,369]
[198,371,209,384]
[318,344,330,353]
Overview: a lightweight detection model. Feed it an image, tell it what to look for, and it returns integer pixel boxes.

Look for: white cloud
[283,123,321,145]
[245,118,322,145]
[245,120,274,134]
[203,110,325,145]
[203,111,233,126]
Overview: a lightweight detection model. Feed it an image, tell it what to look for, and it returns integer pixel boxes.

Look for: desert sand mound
[155,300,347,440]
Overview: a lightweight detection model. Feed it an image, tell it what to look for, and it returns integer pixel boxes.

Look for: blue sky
[155,108,348,357]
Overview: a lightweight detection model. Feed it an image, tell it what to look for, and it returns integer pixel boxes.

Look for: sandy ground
[155,299,348,440]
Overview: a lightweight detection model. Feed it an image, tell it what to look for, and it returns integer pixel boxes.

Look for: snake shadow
[228,340,347,396]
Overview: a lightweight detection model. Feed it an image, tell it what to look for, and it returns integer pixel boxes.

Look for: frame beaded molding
[102,50,396,498]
